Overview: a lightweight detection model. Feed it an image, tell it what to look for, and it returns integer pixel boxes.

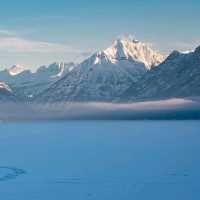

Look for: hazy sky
[0,0,200,69]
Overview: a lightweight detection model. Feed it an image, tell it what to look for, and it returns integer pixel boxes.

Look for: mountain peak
[112,38,140,46]
[8,64,27,76]
[167,50,182,59]
[36,62,76,79]
[102,38,164,69]
[37,62,63,73]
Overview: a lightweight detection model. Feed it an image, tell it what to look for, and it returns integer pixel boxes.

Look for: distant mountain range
[0,62,76,100]
[0,38,199,103]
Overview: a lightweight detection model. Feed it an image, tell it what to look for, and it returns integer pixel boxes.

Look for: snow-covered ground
[0,121,199,200]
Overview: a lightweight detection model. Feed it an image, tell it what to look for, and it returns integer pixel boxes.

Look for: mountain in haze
[121,46,200,101]
[0,82,17,102]
[36,38,164,102]
[0,62,76,99]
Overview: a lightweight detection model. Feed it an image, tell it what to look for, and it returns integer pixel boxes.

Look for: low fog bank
[0,98,200,121]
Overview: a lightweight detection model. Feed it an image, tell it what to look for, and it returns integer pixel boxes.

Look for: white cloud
[0,34,94,69]
[0,29,16,36]
[0,36,79,53]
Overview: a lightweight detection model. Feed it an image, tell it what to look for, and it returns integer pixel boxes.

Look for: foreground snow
[0,121,199,200]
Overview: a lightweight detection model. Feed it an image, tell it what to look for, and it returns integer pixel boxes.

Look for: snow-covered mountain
[0,62,76,99]
[122,45,200,101]
[0,82,17,102]
[36,38,164,102]
[1,37,200,104]
[102,39,164,69]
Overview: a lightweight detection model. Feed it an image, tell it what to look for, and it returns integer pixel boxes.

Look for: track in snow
[0,167,26,182]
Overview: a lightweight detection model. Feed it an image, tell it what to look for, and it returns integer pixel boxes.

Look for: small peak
[113,37,140,46]
[8,64,26,76]
[37,62,62,73]
[132,39,140,43]
[167,50,182,59]
[113,38,124,46]
[195,45,200,54]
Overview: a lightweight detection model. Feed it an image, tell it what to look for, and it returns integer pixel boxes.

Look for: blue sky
[0,0,200,69]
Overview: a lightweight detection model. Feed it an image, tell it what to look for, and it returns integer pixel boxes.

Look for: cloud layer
[0,36,79,54]
[0,29,93,69]
[0,98,200,121]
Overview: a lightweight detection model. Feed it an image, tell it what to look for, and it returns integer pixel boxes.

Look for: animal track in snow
[0,167,26,182]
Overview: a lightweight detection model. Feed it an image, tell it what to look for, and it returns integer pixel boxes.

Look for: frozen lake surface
[0,121,199,200]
